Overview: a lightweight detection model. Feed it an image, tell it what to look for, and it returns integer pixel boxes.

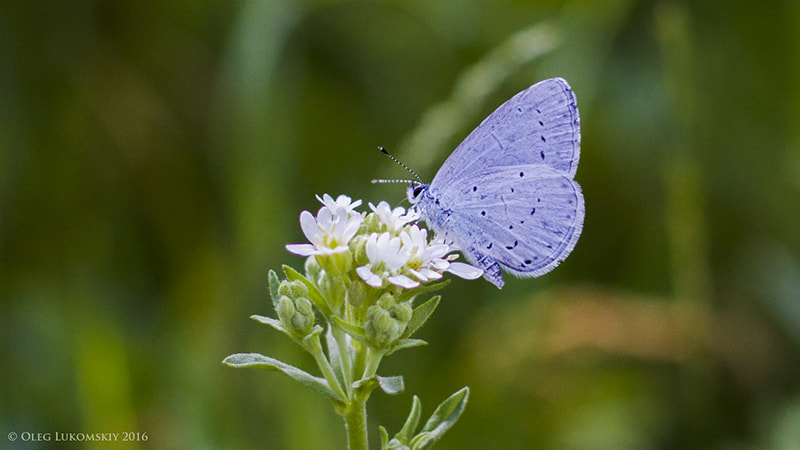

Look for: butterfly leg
[464,245,504,289]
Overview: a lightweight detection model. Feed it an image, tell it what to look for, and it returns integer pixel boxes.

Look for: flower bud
[305,256,322,283]
[362,212,383,233]
[319,272,346,313]
[345,279,366,308]
[316,251,353,279]
[278,279,308,300]
[276,295,314,336]
[350,234,370,268]
[364,296,412,349]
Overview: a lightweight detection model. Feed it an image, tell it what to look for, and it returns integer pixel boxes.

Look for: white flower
[369,201,420,233]
[356,233,418,289]
[317,194,362,216]
[401,225,483,282]
[286,205,362,257]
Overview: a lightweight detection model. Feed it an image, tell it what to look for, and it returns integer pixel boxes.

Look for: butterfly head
[406,182,428,206]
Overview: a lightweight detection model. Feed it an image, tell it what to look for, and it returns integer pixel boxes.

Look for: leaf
[386,338,428,356]
[409,432,432,449]
[413,387,470,449]
[404,296,440,339]
[398,281,449,303]
[325,325,345,385]
[379,426,390,449]
[396,396,422,443]
[251,314,285,331]
[283,264,331,316]
[268,269,281,308]
[222,353,342,401]
[251,315,323,346]
[250,314,301,344]
[352,374,404,399]
[331,315,370,345]
[377,375,404,395]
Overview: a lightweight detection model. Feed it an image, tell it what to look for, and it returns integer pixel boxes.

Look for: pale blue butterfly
[405,78,584,288]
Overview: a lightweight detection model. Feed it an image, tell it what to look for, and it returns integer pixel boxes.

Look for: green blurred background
[2,0,799,448]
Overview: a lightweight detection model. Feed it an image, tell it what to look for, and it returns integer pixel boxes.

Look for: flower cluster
[286,194,482,290]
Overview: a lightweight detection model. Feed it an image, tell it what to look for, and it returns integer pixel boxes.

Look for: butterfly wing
[418,78,582,288]
[431,78,580,199]
[439,165,584,282]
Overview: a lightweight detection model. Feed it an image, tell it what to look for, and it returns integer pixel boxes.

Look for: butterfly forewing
[431,78,580,192]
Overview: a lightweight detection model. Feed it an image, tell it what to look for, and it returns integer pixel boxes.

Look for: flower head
[316,194,362,216]
[289,193,482,290]
[286,195,363,257]
[356,232,418,289]
[368,201,419,233]
[401,225,483,283]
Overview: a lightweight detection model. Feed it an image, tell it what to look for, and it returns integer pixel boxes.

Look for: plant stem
[362,347,383,379]
[332,325,353,397]
[343,398,368,450]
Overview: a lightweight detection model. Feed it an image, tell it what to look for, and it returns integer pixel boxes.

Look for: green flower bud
[292,297,314,334]
[277,279,307,299]
[389,301,413,324]
[276,295,296,322]
[346,279,366,308]
[362,212,383,233]
[316,251,353,279]
[364,296,412,349]
[350,234,370,268]
[305,256,322,283]
[276,295,314,336]
[319,272,346,313]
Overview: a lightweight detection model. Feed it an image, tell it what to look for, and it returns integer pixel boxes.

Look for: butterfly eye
[413,186,424,198]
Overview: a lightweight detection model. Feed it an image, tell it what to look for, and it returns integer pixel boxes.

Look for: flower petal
[298,210,319,243]
[357,266,382,287]
[388,275,419,289]
[286,243,317,256]
[408,268,429,282]
[446,262,483,280]
[418,268,442,280]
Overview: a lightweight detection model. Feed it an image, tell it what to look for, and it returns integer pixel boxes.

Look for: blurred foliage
[2,0,799,449]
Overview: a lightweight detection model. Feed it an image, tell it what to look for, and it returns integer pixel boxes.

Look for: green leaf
[386,338,428,356]
[409,432,432,449]
[379,426,390,449]
[268,269,281,308]
[222,353,342,401]
[376,375,404,395]
[250,314,301,345]
[404,296,440,339]
[331,315,370,345]
[413,387,469,449]
[251,314,284,331]
[251,315,323,346]
[397,396,422,443]
[325,325,344,385]
[283,264,331,316]
[398,280,449,303]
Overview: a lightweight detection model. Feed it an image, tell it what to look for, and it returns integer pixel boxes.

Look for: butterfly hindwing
[438,164,584,278]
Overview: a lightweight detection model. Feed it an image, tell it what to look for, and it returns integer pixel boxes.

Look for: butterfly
[406,78,584,288]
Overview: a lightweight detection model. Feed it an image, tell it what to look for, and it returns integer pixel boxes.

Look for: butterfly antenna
[377,146,423,183]
[371,178,416,184]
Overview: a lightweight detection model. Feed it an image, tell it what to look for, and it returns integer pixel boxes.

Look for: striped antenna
[377,146,423,183]
[371,178,416,184]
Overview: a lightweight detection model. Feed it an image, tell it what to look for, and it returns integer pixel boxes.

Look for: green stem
[343,398,368,450]
[331,324,353,396]
[305,335,347,401]
[362,346,383,379]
